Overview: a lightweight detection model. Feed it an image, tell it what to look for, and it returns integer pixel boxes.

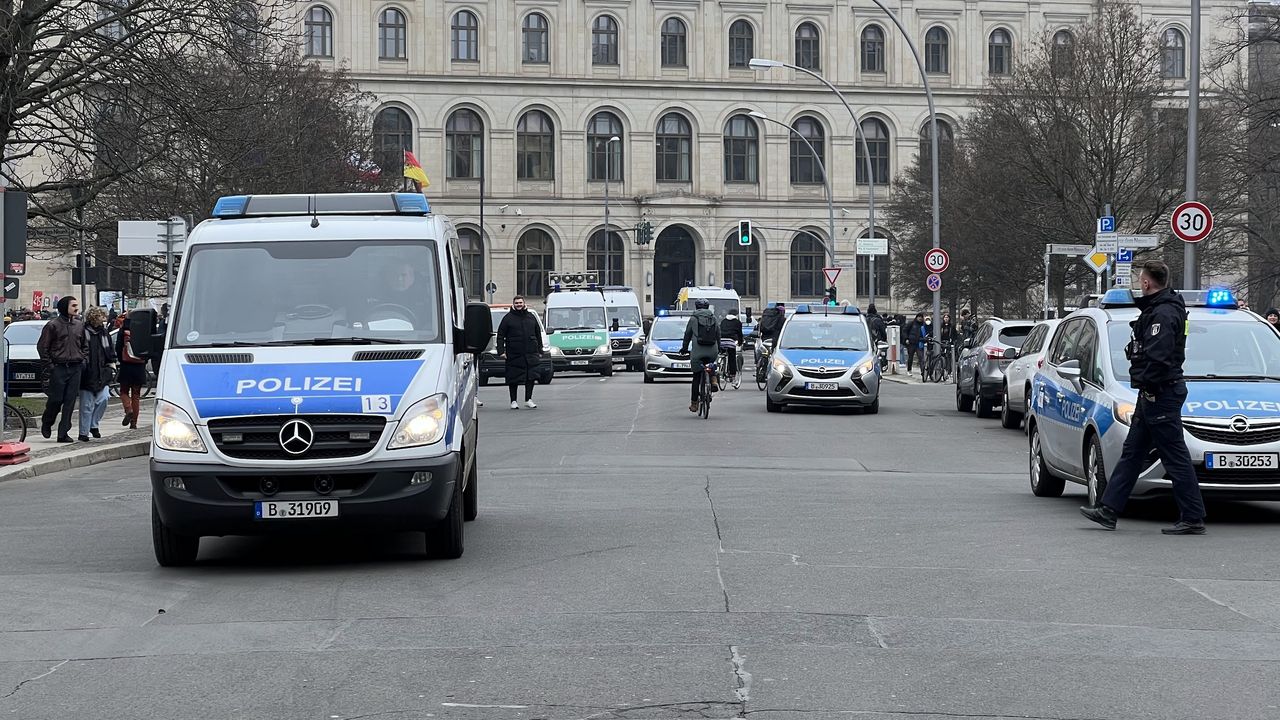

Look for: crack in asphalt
[742,710,1113,720]
[704,475,731,614]
[1,659,68,699]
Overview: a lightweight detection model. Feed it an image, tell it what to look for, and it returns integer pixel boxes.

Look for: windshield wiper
[1185,374,1280,381]
[183,341,262,348]
[266,337,407,346]
[555,326,597,332]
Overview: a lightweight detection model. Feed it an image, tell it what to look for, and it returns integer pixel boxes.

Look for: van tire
[426,477,464,559]
[152,498,199,567]
[462,452,478,522]
[601,366,613,377]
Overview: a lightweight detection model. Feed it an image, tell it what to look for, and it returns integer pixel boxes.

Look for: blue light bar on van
[210,193,431,219]
[392,193,430,214]
[796,304,812,314]
[1205,287,1239,309]
[844,305,861,315]
[657,309,669,317]
[212,195,248,217]
[1098,288,1136,308]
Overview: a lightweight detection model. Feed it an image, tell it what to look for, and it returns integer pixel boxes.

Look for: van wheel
[1029,423,1066,498]
[463,451,478,522]
[1000,382,1022,429]
[955,382,974,413]
[601,366,613,377]
[426,476,464,559]
[152,498,199,567]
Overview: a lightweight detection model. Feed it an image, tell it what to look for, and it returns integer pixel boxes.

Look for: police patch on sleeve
[1150,323,1160,336]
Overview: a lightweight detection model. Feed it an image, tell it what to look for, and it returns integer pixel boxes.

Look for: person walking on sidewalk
[495,296,542,409]
[116,317,149,428]
[37,296,86,442]
[1081,260,1207,535]
[78,307,117,441]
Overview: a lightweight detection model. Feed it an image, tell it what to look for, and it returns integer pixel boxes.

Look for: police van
[764,304,881,414]
[675,286,741,327]
[1026,288,1280,506]
[131,193,493,566]
[603,286,645,371]
[544,273,612,376]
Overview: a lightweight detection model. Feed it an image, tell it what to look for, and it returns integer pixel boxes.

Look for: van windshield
[608,306,642,327]
[172,240,443,347]
[547,307,607,332]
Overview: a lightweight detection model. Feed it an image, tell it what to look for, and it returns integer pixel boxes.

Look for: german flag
[403,150,430,191]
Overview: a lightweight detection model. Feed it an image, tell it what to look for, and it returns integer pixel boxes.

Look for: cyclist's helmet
[694,298,710,309]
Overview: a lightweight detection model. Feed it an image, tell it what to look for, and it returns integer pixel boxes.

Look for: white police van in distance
[133,193,493,566]
[1026,288,1280,506]
[765,304,881,414]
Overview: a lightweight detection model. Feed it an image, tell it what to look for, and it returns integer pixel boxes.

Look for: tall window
[98,0,128,40]
[924,26,948,74]
[378,8,407,59]
[586,112,623,182]
[661,17,687,67]
[458,228,484,298]
[723,114,759,184]
[373,106,413,177]
[790,233,826,298]
[795,22,820,70]
[303,6,333,57]
[516,110,555,181]
[988,29,1011,76]
[451,10,478,61]
[655,113,692,182]
[789,116,825,185]
[446,109,483,179]
[1162,28,1186,79]
[917,119,954,162]
[517,230,555,297]
[855,231,891,299]
[856,118,890,185]
[723,235,760,297]
[729,20,753,68]
[592,15,618,66]
[522,13,549,64]
[861,25,885,72]
[1052,30,1074,73]
[587,230,625,286]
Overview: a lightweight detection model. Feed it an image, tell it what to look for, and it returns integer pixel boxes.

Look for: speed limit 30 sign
[1171,201,1212,243]
[924,248,950,274]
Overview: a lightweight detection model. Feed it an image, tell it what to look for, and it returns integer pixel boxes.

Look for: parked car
[3,320,47,396]
[999,319,1060,429]
[954,318,1036,418]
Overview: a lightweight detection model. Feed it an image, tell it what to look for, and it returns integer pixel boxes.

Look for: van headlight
[647,346,663,357]
[1114,401,1136,426]
[594,343,611,355]
[549,346,564,357]
[389,393,448,449]
[155,400,206,453]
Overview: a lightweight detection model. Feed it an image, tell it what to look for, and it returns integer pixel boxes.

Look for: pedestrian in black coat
[495,296,543,409]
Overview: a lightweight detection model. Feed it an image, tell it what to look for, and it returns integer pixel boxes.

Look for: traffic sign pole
[1185,0,1201,291]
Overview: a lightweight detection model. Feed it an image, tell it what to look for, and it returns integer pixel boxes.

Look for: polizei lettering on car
[234,376,365,394]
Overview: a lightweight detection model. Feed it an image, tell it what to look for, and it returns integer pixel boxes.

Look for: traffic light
[738,220,752,246]
[825,287,838,306]
[642,220,653,244]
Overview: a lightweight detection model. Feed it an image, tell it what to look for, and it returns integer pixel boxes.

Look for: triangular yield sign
[822,267,841,286]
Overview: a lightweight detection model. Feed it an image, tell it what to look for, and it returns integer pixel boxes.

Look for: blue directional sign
[1098,216,1116,233]
[1117,248,1134,263]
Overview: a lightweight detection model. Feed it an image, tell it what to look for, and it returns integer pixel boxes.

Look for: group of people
[859,306,977,377]
[34,297,149,443]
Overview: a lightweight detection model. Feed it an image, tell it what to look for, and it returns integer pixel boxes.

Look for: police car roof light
[210,193,431,220]
[1204,287,1239,309]
[795,304,812,314]
[843,306,861,315]
[657,309,668,317]
[212,195,249,217]
[1098,288,1137,308]
[391,193,431,214]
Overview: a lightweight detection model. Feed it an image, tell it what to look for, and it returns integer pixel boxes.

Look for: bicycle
[754,338,774,391]
[717,341,741,390]
[696,361,717,419]
[924,340,954,383]
[3,402,29,442]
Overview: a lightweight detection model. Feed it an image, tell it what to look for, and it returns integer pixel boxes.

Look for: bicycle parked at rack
[924,339,954,383]
[3,402,29,442]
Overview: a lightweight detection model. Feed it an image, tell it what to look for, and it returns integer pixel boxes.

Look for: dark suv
[955,318,1035,418]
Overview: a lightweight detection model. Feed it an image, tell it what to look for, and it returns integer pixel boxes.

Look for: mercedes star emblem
[279,418,315,455]
[1229,415,1251,434]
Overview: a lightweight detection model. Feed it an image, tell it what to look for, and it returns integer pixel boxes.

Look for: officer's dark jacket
[1128,287,1187,392]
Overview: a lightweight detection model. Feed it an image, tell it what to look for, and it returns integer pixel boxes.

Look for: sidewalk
[882,364,928,385]
[0,397,154,482]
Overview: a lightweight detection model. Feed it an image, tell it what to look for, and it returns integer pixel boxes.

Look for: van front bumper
[551,355,612,373]
[150,453,460,537]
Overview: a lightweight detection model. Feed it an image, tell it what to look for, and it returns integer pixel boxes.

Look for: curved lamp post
[748,111,836,273]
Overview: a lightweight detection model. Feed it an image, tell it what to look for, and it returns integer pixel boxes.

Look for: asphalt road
[2,371,1280,719]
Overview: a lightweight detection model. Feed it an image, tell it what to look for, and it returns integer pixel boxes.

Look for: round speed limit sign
[1171,201,1212,243]
[924,248,950,274]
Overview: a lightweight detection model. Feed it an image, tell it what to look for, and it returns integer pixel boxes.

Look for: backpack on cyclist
[694,313,718,346]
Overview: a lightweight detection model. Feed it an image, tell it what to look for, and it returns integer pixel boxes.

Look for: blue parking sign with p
[1098,216,1116,233]
[1117,249,1133,263]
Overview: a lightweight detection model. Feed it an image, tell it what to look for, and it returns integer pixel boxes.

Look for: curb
[0,438,151,483]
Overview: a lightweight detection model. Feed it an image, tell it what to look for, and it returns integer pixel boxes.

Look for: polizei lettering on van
[235,377,365,394]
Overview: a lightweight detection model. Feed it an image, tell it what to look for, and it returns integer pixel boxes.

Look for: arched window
[303,6,333,57]
[592,15,618,66]
[229,2,259,50]
[790,232,826,298]
[655,113,692,182]
[723,114,759,184]
[856,117,890,185]
[789,116,825,185]
[988,28,1011,76]
[517,229,555,297]
[661,17,687,67]
[373,106,413,177]
[98,0,128,40]
[458,228,484,299]
[522,13,549,64]
[861,25,885,72]
[795,22,820,70]
[1162,28,1186,79]
[724,234,760,297]
[924,26,948,74]
[378,8,407,59]
[451,10,478,61]
[587,230,625,286]
[516,110,555,181]
[917,118,954,162]
[1052,30,1074,73]
[729,20,753,68]
[586,111,623,182]
[445,109,483,179]
[855,229,891,300]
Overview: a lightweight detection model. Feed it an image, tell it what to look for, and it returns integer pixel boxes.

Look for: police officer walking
[1081,260,1207,535]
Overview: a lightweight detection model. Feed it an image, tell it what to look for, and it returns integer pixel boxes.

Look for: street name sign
[1116,234,1159,248]
[856,237,889,255]
[1049,244,1092,255]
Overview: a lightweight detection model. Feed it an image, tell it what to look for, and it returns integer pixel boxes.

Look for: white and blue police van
[132,193,493,566]
[602,286,645,371]
[1026,287,1280,506]
[764,304,881,414]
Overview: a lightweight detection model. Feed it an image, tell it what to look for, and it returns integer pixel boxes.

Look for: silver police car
[765,304,881,414]
[1026,288,1280,506]
[642,312,695,383]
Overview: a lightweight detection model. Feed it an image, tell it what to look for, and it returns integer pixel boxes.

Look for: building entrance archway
[653,226,697,313]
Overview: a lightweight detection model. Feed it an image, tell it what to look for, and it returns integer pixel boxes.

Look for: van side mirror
[611,318,620,332]
[127,309,160,358]
[462,302,493,353]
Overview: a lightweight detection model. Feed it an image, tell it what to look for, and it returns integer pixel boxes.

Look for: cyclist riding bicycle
[719,309,744,374]
[680,298,721,413]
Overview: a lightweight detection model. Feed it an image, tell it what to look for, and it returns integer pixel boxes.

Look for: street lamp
[748,111,836,274]
[601,135,621,286]
[748,57,879,306]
